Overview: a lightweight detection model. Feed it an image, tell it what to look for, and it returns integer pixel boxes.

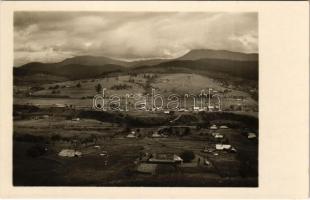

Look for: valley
[13,49,259,187]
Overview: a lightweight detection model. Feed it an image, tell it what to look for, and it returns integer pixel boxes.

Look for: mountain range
[14,49,258,81]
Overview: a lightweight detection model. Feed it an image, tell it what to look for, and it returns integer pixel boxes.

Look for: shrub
[51,134,61,141]
[26,144,47,158]
[95,83,103,93]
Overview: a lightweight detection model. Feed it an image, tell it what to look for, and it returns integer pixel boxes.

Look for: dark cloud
[14,12,258,66]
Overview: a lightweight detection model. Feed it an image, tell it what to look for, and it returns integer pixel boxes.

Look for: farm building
[127,131,137,138]
[215,144,237,152]
[208,105,215,110]
[148,153,183,164]
[58,149,82,157]
[215,144,231,150]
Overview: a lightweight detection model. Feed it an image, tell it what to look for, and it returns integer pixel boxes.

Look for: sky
[14,12,258,66]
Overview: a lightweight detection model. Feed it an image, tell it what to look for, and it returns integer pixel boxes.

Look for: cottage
[208,105,215,110]
[210,125,218,130]
[220,125,228,129]
[151,132,163,138]
[42,115,49,119]
[193,106,200,111]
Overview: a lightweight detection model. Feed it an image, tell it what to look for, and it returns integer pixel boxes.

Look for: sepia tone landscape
[13,12,258,187]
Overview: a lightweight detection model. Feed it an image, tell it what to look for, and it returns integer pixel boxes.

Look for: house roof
[215,144,231,150]
[247,132,257,138]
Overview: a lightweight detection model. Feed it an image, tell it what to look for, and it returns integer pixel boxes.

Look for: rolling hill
[14,49,258,83]
[14,62,125,80]
[132,58,258,80]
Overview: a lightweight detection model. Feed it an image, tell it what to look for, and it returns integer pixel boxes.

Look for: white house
[247,132,257,139]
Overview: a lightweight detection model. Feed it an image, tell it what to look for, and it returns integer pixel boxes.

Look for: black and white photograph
[12,11,259,187]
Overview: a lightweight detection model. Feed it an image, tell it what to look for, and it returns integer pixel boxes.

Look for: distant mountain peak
[178,49,258,61]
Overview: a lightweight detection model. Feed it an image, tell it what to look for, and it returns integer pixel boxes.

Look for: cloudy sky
[14,12,258,66]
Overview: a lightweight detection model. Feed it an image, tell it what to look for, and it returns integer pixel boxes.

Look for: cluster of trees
[26,144,47,158]
[14,133,47,143]
[180,150,195,163]
[50,133,101,146]
[78,110,168,127]
[128,78,135,83]
[51,90,61,94]
[110,84,132,90]
[48,85,60,90]
[95,83,102,93]
[199,112,258,130]
[143,74,158,79]
[30,86,45,91]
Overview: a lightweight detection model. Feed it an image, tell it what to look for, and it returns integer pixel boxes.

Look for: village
[13,101,258,186]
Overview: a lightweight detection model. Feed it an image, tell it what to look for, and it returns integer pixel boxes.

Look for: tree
[180,150,195,163]
[95,83,102,93]
[184,127,191,135]
[76,82,81,88]
[51,134,61,142]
